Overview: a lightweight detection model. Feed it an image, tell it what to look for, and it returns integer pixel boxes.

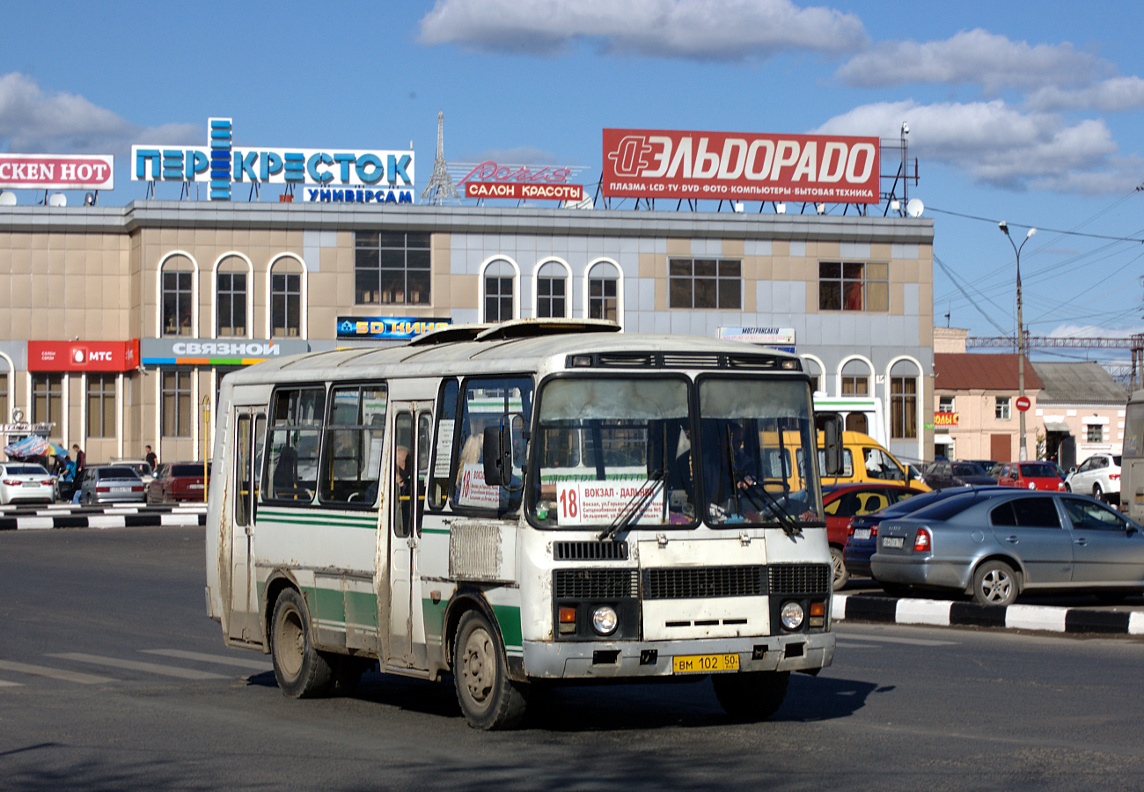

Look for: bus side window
[394,412,414,537]
[427,379,459,510]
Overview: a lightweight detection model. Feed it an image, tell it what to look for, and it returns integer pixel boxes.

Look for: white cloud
[836,29,1107,94]
[419,0,867,60]
[814,100,1141,194]
[0,72,197,155]
[1026,76,1144,112]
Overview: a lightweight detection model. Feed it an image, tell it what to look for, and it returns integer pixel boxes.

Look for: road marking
[49,653,228,680]
[0,679,23,687]
[0,659,114,684]
[833,631,958,647]
[140,649,272,670]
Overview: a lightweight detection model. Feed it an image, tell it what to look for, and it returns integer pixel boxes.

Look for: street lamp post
[999,221,1037,462]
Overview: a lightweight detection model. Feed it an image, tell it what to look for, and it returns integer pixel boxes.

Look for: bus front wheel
[712,670,789,721]
[452,610,529,730]
[270,588,334,698]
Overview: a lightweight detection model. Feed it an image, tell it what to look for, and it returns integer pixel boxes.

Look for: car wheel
[1093,483,1104,503]
[452,609,529,730]
[972,560,1019,606]
[830,547,849,591]
[270,588,334,698]
[712,671,789,721]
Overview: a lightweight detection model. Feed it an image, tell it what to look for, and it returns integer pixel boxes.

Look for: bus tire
[713,670,789,721]
[452,610,529,730]
[270,588,334,698]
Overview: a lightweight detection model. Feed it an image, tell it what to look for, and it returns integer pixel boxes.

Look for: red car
[822,483,927,590]
[996,461,1065,492]
[147,461,211,504]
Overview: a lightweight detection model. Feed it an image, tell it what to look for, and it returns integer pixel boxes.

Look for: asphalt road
[2,526,1143,791]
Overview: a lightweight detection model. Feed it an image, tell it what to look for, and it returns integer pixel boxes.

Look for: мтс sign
[602,128,879,204]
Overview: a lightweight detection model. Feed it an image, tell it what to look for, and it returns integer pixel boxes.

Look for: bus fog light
[592,605,618,636]
[780,601,805,630]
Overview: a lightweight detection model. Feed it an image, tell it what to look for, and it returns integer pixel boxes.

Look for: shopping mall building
[0,123,935,465]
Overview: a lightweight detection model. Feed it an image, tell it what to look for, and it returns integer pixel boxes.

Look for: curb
[834,593,1144,637]
[0,506,206,531]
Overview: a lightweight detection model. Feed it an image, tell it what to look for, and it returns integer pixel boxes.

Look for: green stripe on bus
[492,604,523,650]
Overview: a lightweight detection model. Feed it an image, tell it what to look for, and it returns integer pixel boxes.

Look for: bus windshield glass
[528,375,822,529]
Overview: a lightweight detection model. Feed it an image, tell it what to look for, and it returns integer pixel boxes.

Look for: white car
[1065,453,1122,505]
[0,463,56,505]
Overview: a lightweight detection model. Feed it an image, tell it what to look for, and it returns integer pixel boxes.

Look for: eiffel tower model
[420,111,461,205]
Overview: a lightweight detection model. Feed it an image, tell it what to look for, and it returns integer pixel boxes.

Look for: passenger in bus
[273,444,300,498]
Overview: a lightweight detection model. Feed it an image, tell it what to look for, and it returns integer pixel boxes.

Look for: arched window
[841,359,871,396]
[800,357,823,394]
[536,261,568,318]
[483,259,516,323]
[162,255,195,336]
[270,257,303,338]
[587,261,620,322]
[890,360,921,440]
[216,256,248,337]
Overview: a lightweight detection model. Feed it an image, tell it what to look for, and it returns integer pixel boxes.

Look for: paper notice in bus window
[457,463,501,508]
[555,480,664,526]
[434,419,455,478]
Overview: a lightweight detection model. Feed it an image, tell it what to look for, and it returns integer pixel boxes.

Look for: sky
[2,0,1143,366]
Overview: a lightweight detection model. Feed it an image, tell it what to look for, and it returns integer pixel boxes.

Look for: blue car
[843,486,1008,579]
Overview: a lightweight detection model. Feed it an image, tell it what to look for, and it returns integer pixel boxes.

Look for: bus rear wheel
[270,588,334,698]
[712,671,789,721]
[452,610,529,730]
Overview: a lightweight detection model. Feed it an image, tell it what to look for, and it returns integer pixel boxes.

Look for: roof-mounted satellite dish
[48,192,67,207]
[0,191,16,206]
[906,197,925,218]
[775,202,786,214]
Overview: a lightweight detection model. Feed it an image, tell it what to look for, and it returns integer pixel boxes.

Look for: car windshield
[911,490,1008,521]
[6,466,47,476]
[528,375,821,530]
[1020,463,1058,478]
[171,464,210,477]
[951,462,985,476]
[99,467,140,479]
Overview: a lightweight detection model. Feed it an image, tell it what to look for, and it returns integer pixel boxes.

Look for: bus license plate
[672,653,740,674]
[882,537,905,549]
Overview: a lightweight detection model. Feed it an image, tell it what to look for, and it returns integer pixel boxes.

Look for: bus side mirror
[822,416,843,476]
[482,425,511,486]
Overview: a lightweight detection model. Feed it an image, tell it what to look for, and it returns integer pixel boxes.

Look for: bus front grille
[768,563,831,595]
[642,565,765,599]
[554,569,639,599]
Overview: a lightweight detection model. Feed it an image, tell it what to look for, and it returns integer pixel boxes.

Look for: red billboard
[28,340,140,372]
[0,154,115,190]
[602,128,879,204]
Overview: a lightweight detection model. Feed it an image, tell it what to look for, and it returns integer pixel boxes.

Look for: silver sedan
[870,490,1144,605]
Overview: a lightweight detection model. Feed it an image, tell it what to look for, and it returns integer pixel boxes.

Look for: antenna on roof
[421,111,461,206]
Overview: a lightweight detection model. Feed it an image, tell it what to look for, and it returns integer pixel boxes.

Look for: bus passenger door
[228,409,265,643]
[387,405,432,670]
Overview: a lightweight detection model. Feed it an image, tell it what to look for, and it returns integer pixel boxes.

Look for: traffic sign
[1015,395,1031,412]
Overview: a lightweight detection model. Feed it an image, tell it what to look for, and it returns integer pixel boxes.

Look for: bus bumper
[519,631,834,680]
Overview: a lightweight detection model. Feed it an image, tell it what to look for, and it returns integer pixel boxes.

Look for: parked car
[996,461,1066,491]
[147,461,210,504]
[0,462,56,505]
[822,483,927,590]
[870,490,1144,605]
[110,458,155,487]
[922,460,996,490]
[77,465,147,504]
[843,486,1009,580]
[1065,453,1122,505]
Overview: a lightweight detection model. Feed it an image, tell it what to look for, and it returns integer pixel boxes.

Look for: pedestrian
[71,444,87,504]
[145,444,158,472]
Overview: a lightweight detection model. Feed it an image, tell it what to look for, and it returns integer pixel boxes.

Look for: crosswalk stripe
[49,653,228,680]
[0,658,114,684]
[140,649,272,670]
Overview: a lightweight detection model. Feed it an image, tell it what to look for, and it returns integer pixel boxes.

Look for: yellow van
[817,431,931,491]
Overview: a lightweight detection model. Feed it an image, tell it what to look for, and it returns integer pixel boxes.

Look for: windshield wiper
[598,470,663,542]
[739,479,804,538]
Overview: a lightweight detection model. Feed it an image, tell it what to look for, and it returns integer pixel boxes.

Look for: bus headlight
[780,601,805,630]
[592,605,619,636]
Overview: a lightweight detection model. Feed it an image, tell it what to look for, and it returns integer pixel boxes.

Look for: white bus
[205,319,837,729]
[1123,389,1144,523]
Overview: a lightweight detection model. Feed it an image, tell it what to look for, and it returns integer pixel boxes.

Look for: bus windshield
[528,375,822,529]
